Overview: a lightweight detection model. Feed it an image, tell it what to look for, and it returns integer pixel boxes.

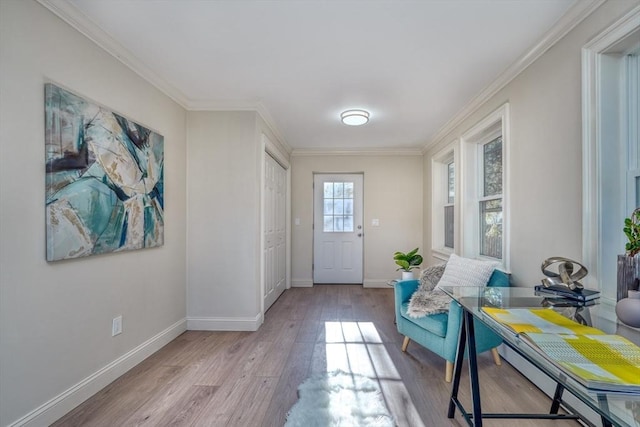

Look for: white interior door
[264,153,286,310]
[313,174,363,284]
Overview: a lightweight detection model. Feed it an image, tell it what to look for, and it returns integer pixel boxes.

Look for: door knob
[357,233,362,237]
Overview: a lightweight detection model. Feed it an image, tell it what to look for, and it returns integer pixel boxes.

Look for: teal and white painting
[45,83,164,261]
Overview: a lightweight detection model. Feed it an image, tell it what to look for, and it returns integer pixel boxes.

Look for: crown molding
[255,103,292,155]
[36,0,291,152]
[37,0,191,109]
[423,0,606,153]
[291,147,424,157]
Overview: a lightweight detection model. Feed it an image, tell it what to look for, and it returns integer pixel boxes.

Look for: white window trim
[460,103,510,271]
[431,141,458,261]
[582,5,640,296]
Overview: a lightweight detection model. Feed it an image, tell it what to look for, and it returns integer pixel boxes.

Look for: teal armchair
[394,269,510,382]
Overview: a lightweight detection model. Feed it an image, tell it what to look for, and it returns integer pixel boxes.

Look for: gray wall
[186,111,289,330]
[424,0,640,287]
[0,1,187,425]
[186,111,262,329]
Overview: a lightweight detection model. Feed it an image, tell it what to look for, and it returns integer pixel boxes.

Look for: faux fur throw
[407,264,451,318]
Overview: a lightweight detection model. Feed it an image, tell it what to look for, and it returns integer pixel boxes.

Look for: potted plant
[394,248,423,280]
[618,208,640,301]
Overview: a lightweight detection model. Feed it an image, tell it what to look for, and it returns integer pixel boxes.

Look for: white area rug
[285,370,395,427]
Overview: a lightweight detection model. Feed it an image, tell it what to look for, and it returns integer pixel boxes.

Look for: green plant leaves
[624,208,640,257]
[393,247,423,271]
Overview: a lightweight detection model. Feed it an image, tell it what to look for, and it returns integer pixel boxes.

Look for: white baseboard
[363,279,393,288]
[290,280,393,288]
[10,318,187,427]
[187,314,261,331]
[291,279,313,287]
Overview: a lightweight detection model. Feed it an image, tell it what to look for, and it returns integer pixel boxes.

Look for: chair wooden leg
[491,347,502,366]
[401,336,410,352]
[445,361,454,382]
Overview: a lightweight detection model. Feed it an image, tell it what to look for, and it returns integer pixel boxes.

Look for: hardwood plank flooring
[53,285,579,426]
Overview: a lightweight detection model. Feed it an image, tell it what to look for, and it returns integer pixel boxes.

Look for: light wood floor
[53,285,579,426]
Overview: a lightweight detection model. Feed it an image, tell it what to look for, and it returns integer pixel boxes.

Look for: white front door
[313,174,364,284]
[264,153,286,310]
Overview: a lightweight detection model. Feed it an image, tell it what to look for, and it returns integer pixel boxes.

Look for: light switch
[295,218,301,226]
[372,219,379,226]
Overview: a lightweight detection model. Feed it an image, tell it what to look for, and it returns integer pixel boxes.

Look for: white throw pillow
[436,253,499,289]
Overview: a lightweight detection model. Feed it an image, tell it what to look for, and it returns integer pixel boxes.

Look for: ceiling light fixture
[341,109,369,126]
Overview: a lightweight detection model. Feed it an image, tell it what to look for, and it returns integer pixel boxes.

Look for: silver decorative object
[541,257,588,291]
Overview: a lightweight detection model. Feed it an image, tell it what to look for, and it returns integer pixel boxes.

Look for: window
[323,181,354,232]
[460,103,509,269]
[479,136,503,259]
[431,143,457,259]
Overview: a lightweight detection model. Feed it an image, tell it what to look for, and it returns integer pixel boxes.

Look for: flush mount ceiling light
[341,109,370,126]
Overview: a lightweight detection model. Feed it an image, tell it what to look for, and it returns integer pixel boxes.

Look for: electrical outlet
[112,315,122,336]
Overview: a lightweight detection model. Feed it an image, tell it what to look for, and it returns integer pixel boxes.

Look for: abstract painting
[45,83,164,261]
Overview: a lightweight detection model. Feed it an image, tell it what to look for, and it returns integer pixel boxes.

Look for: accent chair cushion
[400,301,448,337]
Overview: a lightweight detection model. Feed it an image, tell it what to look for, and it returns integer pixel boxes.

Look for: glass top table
[439,285,640,427]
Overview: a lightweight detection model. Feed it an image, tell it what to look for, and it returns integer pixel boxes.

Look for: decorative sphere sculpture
[541,257,588,291]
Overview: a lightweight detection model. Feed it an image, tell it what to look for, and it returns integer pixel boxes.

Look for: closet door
[264,153,286,310]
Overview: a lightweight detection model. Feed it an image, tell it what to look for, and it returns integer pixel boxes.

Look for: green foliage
[393,247,423,272]
[624,208,640,257]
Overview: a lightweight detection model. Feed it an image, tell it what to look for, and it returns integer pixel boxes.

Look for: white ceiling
[45,0,589,152]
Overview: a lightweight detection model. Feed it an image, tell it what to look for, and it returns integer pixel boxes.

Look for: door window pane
[344,182,354,198]
[324,182,333,198]
[322,181,354,232]
[324,216,333,232]
[324,199,333,215]
[483,136,502,197]
[480,198,502,259]
[344,199,353,215]
[343,216,353,231]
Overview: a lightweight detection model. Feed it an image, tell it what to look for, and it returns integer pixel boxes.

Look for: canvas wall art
[45,83,164,261]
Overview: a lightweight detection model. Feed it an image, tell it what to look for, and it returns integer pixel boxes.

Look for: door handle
[357,233,363,237]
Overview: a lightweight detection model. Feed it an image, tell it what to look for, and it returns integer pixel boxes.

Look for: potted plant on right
[618,208,640,301]
[394,248,423,280]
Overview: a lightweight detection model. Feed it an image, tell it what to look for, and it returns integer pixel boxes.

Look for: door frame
[312,172,364,284]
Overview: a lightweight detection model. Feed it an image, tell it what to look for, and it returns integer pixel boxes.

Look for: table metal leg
[465,310,483,427]
[448,311,467,419]
[550,383,564,414]
[597,394,613,427]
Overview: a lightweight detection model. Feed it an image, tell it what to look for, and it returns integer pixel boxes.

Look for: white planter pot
[401,271,414,281]
[616,290,640,328]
